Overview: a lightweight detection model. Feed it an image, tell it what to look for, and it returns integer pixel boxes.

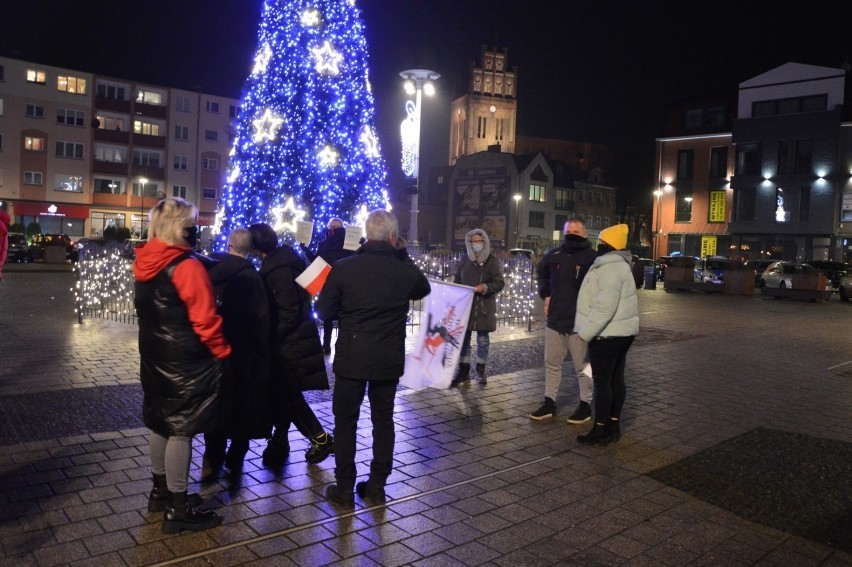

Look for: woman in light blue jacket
[573,224,639,446]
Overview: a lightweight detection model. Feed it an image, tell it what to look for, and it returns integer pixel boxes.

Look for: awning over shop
[12,202,91,219]
[197,213,215,226]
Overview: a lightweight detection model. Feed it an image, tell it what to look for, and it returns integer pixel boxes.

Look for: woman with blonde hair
[134,197,231,533]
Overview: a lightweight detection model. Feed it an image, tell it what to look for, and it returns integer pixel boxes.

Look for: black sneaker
[566,401,592,424]
[529,397,556,420]
[262,430,290,466]
[356,481,387,504]
[306,433,334,464]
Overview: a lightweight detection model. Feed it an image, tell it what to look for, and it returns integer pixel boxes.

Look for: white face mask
[471,242,485,253]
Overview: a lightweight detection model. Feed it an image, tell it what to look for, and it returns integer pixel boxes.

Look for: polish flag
[296,257,332,296]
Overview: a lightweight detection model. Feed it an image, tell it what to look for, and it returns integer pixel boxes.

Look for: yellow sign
[709,191,726,222]
[701,236,717,258]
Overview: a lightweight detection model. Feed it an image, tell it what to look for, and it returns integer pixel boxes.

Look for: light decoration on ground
[216,0,390,252]
[74,242,137,322]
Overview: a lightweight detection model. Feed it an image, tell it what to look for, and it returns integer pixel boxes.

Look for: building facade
[0,56,237,239]
[654,63,852,263]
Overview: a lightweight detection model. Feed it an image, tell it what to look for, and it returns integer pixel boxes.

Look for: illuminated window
[55,174,84,192]
[477,116,487,139]
[56,141,84,159]
[57,108,85,126]
[24,171,44,185]
[203,158,219,170]
[174,155,188,170]
[96,113,126,131]
[25,104,44,118]
[58,75,87,95]
[24,136,45,151]
[94,145,126,163]
[26,69,46,84]
[134,120,161,136]
[528,183,545,202]
[94,178,123,194]
[775,187,790,223]
[675,190,693,222]
[136,90,163,105]
[173,185,187,198]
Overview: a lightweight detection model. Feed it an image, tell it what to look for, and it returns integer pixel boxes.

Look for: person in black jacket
[133,197,229,533]
[201,228,272,480]
[300,218,354,354]
[248,223,334,467]
[450,228,504,386]
[529,218,598,422]
[316,210,431,507]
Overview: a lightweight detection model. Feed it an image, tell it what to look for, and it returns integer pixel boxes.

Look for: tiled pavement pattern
[0,266,850,566]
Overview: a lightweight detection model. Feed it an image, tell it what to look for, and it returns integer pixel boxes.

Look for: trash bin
[643,265,656,290]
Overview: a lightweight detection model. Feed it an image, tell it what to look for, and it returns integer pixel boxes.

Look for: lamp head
[403,80,415,95]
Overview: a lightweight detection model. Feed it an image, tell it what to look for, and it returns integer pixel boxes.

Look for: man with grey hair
[316,209,431,507]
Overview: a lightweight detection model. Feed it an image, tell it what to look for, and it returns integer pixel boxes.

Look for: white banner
[401,280,474,391]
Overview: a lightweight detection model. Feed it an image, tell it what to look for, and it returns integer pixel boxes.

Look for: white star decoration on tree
[318,145,340,167]
[360,126,380,158]
[271,197,307,234]
[301,8,321,27]
[252,44,272,76]
[312,41,343,76]
[252,108,284,144]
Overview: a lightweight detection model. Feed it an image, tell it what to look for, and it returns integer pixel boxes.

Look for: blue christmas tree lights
[215,0,390,249]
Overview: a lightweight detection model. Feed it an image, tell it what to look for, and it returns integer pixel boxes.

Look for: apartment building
[0,56,237,238]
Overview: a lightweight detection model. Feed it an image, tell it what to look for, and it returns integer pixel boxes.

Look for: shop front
[11,202,90,238]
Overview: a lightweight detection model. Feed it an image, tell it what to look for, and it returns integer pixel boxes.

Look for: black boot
[577,422,611,446]
[262,429,290,466]
[148,474,203,513]
[475,363,487,384]
[163,490,222,534]
[451,363,471,387]
[608,418,621,443]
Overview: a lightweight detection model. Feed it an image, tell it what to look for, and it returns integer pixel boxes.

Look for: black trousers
[332,375,398,491]
[588,335,635,422]
[273,375,324,440]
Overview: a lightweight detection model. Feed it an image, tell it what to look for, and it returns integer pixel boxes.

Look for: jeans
[332,376,398,490]
[588,336,635,422]
[543,328,590,402]
[459,330,490,364]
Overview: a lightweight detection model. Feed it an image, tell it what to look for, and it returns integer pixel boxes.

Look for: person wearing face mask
[574,224,639,446]
[529,218,598,422]
[133,197,231,533]
[450,228,505,386]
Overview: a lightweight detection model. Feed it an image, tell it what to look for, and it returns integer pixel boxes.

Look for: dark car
[745,259,776,285]
[806,260,850,290]
[656,255,696,281]
[7,233,30,262]
[28,233,78,262]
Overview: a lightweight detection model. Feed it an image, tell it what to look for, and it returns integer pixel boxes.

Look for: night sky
[2,0,851,212]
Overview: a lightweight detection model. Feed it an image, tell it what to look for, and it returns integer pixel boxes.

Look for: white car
[759,261,818,289]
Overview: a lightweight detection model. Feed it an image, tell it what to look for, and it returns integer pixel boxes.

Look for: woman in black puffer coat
[248,223,334,467]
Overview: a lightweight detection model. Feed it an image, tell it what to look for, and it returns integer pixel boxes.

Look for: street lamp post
[513,193,522,247]
[399,69,439,247]
[653,188,663,260]
[138,177,149,237]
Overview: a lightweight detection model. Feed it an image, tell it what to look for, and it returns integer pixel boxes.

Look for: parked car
[630,257,656,287]
[657,255,697,281]
[7,233,29,262]
[840,271,852,302]
[745,259,777,286]
[28,233,78,262]
[759,261,819,289]
[806,260,850,290]
[694,257,744,284]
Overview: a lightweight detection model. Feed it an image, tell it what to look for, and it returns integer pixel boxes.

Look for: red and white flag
[296,257,331,296]
[401,280,474,391]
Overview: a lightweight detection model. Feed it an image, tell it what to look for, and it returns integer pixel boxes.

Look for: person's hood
[206,252,255,286]
[464,228,491,262]
[562,235,592,254]
[132,237,193,282]
[592,249,634,268]
[259,244,304,276]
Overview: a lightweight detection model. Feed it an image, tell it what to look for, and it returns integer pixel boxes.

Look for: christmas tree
[214,0,390,249]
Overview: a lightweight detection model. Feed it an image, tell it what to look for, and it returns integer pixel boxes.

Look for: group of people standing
[133,199,429,532]
[132,197,636,534]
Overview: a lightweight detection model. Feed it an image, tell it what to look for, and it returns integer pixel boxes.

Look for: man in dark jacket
[201,228,272,480]
[316,210,431,507]
[529,218,597,422]
[249,223,334,467]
